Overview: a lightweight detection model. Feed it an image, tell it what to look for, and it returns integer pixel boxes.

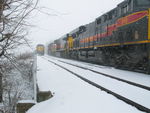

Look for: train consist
[47,0,150,74]
[36,44,45,55]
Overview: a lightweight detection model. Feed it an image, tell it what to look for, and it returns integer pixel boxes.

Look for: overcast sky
[28,0,124,48]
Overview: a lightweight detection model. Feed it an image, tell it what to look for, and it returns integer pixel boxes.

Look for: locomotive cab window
[72,33,77,38]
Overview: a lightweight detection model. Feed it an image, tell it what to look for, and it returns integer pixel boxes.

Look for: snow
[1,55,35,112]
[46,55,150,87]
[27,56,145,113]
[3,59,34,101]
[46,57,150,109]
[0,103,3,107]
[18,100,36,104]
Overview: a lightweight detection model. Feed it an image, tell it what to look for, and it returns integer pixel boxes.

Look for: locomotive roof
[36,44,44,46]
[51,0,131,43]
[117,0,129,7]
[96,0,129,20]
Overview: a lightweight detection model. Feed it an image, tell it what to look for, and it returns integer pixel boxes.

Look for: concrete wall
[37,91,53,102]
[17,102,35,113]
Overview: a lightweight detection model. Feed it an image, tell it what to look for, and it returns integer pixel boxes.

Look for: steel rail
[55,59,150,91]
[46,59,150,113]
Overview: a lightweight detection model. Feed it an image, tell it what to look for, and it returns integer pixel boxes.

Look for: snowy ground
[46,55,150,87]
[27,56,147,113]
[44,56,150,109]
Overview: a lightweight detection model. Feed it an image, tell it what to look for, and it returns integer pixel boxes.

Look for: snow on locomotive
[48,0,150,74]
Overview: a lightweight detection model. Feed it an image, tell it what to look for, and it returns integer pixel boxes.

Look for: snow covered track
[43,56,150,113]
[53,58,150,91]
[44,56,150,88]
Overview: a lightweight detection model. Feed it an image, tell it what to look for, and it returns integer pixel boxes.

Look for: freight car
[36,44,45,55]
[48,0,150,74]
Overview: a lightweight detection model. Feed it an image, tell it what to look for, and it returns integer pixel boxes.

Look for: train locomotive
[36,44,45,55]
[48,0,150,74]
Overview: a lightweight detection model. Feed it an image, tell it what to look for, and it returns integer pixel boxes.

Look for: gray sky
[28,0,124,47]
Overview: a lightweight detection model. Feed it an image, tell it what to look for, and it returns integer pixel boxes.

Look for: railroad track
[45,56,150,91]
[43,57,150,113]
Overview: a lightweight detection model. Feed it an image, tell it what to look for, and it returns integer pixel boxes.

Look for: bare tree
[0,52,35,113]
[0,0,38,58]
[0,0,39,112]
